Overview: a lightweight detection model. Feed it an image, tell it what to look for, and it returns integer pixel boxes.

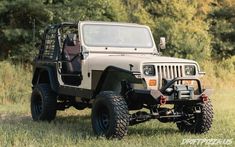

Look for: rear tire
[31,84,57,121]
[176,99,213,133]
[91,91,129,139]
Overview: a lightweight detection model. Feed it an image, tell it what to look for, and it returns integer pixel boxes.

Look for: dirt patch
[0,113,31,123]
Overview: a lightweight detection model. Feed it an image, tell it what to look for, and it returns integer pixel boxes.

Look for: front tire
[31,84,57,121]
[91,91,129,139]
[176,99,213,133]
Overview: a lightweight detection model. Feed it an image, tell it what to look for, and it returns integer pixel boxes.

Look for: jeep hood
[88,54,198,72]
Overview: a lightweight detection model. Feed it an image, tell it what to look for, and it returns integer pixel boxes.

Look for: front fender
[93,66,143,97]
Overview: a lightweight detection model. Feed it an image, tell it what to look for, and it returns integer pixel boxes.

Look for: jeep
[31,21,213,139]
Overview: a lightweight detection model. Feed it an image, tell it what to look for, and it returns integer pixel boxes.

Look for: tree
[0,0,52,62]
[44,0,128,22]
[0,0,129,62]
[209,0,235,60]
[144,0,211,61]
[0,0,234,62]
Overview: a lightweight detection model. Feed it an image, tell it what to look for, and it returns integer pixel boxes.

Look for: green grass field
[0,88,234,147]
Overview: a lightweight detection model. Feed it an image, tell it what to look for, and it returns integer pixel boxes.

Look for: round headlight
[185,65,196,75]
[143,65,155,76]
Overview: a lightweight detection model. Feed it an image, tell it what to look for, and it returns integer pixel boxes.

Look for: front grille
[156,65,184,88]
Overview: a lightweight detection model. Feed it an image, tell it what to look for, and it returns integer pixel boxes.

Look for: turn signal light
[149,79,157,86]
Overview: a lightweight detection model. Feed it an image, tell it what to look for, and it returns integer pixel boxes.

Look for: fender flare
[32,66,59,92]
[93,66,142,97]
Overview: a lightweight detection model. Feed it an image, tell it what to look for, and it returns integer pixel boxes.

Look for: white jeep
[31,21,213,139]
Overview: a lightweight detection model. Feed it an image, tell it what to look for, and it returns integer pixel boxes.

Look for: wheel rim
[33,93,43,115]
[96,105,110,132]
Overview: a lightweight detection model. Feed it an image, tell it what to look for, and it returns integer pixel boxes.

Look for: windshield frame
[79,22,156,53]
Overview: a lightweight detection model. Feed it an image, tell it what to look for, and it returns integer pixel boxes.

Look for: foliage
[146,0,211,60]
[209,0,235,60]
[0,0,234,62]
[0,0,52,62]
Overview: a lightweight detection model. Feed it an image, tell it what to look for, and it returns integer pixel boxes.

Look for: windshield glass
[82,24,153,48]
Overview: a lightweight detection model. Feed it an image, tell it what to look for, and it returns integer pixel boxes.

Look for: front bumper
[151,88,213,104]
[128,77,213,106]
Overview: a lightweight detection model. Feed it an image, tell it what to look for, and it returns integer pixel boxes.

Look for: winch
[174,85,194,100]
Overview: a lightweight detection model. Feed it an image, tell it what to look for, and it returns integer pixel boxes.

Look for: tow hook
[159,95,167,105]
[200,93,208,103]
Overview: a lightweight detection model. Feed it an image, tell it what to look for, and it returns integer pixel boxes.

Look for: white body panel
[78,21,202,90]
[79,53,200,90]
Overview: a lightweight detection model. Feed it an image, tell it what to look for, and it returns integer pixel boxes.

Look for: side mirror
[159,37,166,50]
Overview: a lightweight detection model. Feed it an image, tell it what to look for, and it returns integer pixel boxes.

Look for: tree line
[0,0,234,62]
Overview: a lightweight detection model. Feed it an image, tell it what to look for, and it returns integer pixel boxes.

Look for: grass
[0,59,234,146]
[0,88,234,147]
[0,61,31,104]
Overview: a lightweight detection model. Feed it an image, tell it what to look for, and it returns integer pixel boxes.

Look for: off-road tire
[176,99,213,133]
[91,91,129,139]
[31,84,57,121]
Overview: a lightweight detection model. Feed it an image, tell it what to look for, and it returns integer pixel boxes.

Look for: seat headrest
[66,33,77,46]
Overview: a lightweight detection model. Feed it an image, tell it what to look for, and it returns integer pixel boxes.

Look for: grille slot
[156,65,183,88]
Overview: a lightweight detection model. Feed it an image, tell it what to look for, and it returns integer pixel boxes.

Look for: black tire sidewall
[31,86,43,120]
[31,84,56,121]
[92,96,115,136]
[91,91,129,139]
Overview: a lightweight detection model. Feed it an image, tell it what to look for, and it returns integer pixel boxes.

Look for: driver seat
[61,33,82,86]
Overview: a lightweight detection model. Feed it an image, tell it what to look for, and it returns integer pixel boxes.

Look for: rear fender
[32,66,59,92]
